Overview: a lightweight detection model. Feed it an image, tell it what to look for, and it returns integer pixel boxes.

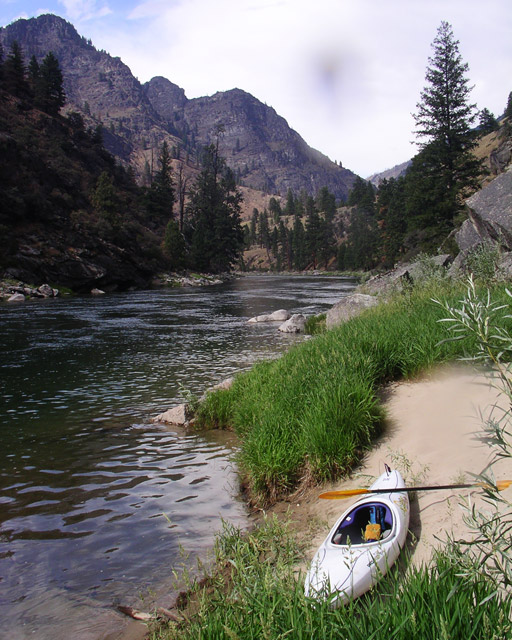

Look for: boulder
[7,293,25,303]
[455,168,512,255]
[248,309,290,323]
[363,255,452,296]
[37,283,56,298]
[278,313,306,333]
[151,403,192,426]
[207,377,234,393]
[326,293,379,329]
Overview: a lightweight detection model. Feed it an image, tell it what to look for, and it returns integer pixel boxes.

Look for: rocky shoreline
[0,281,61,302]
[0,272,237,303]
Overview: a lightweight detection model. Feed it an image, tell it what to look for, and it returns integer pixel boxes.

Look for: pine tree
[185,142,244,273]
[292,215,307,270]
[376,177,406,268]
[4,41,29,98]
[92,171,120,228]
[478,108,499,134]
[412,21,482,224]
[504,92,512,120]
[164,220,186,269]
[37,51,66,115]
[146,141,174,223]
[305,209,322,268]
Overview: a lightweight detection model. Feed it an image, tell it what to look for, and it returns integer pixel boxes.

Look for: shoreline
[117,362,510,639]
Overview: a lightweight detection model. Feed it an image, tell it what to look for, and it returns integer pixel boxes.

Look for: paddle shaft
[319,480,511,500]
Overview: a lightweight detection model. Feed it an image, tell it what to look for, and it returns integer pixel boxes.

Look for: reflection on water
[0,275,356,639]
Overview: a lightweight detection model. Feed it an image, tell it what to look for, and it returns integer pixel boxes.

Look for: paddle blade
[496,480,512,491]
[318,488,370,500]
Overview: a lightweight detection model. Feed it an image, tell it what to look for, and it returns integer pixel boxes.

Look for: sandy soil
[286,363,511,570]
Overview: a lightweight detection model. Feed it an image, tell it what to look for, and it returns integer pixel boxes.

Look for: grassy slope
[197,281,511,504]
[152,279,512,639]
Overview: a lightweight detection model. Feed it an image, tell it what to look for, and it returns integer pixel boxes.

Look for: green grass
[152,517,512,640]
[196,281,512,504]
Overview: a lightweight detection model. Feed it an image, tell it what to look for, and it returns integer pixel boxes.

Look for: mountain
[0,14,358,202]
[367,160,411,187]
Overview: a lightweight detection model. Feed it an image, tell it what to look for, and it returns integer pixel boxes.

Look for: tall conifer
[411,21,482,225]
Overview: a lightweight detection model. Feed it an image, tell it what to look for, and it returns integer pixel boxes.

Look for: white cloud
[58,0,111,21]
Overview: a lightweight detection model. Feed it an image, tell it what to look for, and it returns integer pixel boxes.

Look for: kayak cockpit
[331,502,393,546]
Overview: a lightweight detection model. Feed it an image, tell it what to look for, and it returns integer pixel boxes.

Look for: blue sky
[1,0,511,177]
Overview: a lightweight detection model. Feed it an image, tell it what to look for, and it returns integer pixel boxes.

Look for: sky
[1,0,511,177]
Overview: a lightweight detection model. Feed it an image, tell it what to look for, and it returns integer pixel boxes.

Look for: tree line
[246,186,341,271]
[0,40,65,115]
[0,41,245,275]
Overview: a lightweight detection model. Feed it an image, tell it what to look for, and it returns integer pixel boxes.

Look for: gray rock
[278,313,306,333]
[37,284,55,298]
[91,288,105,295]
[326,294,379,329]
[456,169,512,254]
[248,309,290,323]
[207,377,234,393]
[490,140,512,175]
[7,293,25,302]
[151,403,192,426]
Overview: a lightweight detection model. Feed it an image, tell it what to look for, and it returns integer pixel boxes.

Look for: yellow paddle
[319,480,512,500]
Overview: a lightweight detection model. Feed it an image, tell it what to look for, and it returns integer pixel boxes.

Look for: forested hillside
[0,14,357,202]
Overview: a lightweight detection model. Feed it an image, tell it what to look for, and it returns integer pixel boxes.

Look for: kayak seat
[332,503,393,545]
[364,523,382,541]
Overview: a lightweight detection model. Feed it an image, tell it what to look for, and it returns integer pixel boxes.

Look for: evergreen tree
[28,55,40,89]
[292,215,307,270]
[185,142,244,273]
[316,186,337,220]
[505,92,512,120]
[92,171,120,228]
[284,189,296,217]
[412,21,482,224]
[146,141,174,223]
[478,108,499,134]
[376,177,406,268]
[249,208,259,245]
[4,41,29,98]
[164,220,186,269]
[37,52,66,115]
[268,197,282,223]
[305,209,322,268]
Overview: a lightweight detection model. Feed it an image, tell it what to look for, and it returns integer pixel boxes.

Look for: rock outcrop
[453,167,512,271]
[278,313,306,333]
[326,293,379,329]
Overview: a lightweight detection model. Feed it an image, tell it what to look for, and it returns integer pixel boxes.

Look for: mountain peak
[1,13,358,199]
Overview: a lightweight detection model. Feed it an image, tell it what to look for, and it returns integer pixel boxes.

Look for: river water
[0,275,356,639]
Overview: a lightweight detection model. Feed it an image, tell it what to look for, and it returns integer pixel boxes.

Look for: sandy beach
[301,363,511,568]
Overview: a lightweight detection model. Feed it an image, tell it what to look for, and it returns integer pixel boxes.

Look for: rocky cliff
[0,14,357,201]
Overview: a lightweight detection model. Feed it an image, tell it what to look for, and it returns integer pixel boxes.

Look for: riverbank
[145,277,512,638]
[146,362,512,639]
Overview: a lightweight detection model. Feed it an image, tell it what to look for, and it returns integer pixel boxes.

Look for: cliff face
[0,14,357,200]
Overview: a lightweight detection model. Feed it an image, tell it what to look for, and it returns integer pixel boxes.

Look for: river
[0,274,356,639]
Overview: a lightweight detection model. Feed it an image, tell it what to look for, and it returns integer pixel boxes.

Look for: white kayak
[305,466,410,607]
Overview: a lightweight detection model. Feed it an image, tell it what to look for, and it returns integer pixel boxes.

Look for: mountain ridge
[0,13,358,201]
